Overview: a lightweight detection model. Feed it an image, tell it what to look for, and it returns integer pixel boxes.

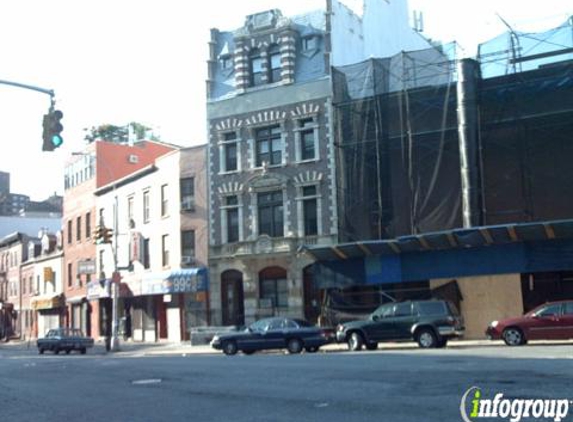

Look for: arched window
[268,44,281,83]
[259,267,288,308]
[249,48,263,87]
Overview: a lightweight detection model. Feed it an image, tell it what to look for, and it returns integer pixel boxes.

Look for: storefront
[31,294,65,337]
[130,268,209,343]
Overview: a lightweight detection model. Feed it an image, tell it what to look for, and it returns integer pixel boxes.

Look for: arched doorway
[221,270,244,326]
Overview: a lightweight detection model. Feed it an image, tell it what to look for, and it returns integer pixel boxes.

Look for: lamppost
[72,151,121,351]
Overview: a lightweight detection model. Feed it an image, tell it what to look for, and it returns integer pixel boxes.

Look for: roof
[301,219,573,261]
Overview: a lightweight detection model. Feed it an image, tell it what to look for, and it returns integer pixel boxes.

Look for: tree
[84,122,160,144]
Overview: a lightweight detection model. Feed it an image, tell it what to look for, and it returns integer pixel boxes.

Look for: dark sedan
[210,317,334,355]
[37,327,94,354]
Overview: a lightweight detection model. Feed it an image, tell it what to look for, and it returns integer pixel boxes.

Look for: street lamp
[72,151,121,351]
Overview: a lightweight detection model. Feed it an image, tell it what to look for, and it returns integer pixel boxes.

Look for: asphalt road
[1,344,572,422]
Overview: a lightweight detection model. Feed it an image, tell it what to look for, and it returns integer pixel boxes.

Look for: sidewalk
[0,338,500,357]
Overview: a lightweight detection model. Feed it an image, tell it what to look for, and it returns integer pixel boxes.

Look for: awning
[66,295,87,305]
[31,294,64,310]
[141,268,209,296]
[300,219,573,261]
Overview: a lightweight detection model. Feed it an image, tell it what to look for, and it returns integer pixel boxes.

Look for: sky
[0,0,570,201]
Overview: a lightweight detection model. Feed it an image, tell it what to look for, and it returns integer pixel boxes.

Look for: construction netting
[332,19,573,242]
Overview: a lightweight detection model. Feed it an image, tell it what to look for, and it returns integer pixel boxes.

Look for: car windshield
[248,319,271,332]
[532,304,561,317]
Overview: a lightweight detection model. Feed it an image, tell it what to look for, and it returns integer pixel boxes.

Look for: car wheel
[348,332,364,351]
[503,327,524,346]
[287,338,303,354]
[80,348,87,355]
[222,340,238,356]
[416,328,438,348]
[305,346,319,353]
[38,348,44,355]
[365,342,378,351]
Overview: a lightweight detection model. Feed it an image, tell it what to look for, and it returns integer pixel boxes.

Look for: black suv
[335,300,464,350]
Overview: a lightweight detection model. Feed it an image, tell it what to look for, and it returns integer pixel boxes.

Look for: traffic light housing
[103,227,113,244]
[92,225,105,244]
[42,109,64,151]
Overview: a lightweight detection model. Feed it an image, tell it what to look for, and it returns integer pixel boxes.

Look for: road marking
[131,378,162,385]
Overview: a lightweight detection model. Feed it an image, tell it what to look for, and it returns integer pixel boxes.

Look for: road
[1,344,572,422]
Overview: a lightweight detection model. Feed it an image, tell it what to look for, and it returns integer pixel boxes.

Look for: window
[223,132,238,172]
[564,302,573,315]
[225,196,240,243]
[181,230,196,259]
[67,220,72,244]
[67,263,72,287]
[299,118,316,161]
[256,126,282,167]
[161,184,168,217]
[268,44,281,83]
[302,186,318,236]
[143,238,150,269]
[161,234,169,267]
[302,37,317,51]
[258,191,283,237]
[143,190,150,223]
[220,55,233,70]
[85,212,91,239]
[259,267,288,308]
[249,48,263,87]
[393,302,412,317]
[127,196,134,225]
[180,178,195,211]
[535,304,562,317]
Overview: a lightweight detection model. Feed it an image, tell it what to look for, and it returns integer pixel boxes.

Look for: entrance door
[221,270,244,326]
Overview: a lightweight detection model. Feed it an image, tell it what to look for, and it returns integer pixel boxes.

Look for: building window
[303,36,317,51]
[180,177,195,211]
[162,234,169,267]
[302,186,318,236]
[181,230,196,262]
[249,48,263,87]
[161,184,168,217]
[299,118,316,161]
[143,238,150,269]
[268,44,281,83]
[85,212,91,239]
[224,196,240,243]
[220,55,233,70]
[127,196,134,225]
[67,263,72,287]
[259,267,288,308]
[258,191,283,237]
[67,220,72,244]
[256,126,282,167]
[223,132,238,172]
[143,190,150,223]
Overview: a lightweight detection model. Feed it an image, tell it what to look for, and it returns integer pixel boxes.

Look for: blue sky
[0,0,570,200]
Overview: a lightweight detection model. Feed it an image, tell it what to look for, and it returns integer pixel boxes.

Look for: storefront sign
[141,269,208,296]
[31,294,64,310]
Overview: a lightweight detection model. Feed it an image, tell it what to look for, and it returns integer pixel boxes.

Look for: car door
[560,302,573,339]
[365,304,395,341]
[260,318,286,350]
[391,302,416,340]
[527,303,563,340]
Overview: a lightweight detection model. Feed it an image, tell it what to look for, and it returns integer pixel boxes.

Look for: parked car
[335,300,465,350]
[486,300,573,346]
[37,327,94,355]
[210,317,334,355]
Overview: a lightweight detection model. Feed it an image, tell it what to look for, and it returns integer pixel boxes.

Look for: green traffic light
[52,135,63,147]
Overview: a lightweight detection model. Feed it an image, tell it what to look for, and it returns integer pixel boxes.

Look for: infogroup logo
[460,386,571,422]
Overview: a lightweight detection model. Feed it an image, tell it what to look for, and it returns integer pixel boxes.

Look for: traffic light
[92,225,105,244]
[42,109,64,151]
[102,227,113,244]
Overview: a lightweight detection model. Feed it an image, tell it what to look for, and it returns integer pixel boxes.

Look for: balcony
[210,234,335,259]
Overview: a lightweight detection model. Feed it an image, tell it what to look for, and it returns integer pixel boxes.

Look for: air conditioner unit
[181,255,196,267]
[181,197,196,212]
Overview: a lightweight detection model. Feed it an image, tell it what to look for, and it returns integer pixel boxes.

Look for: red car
[486,300,573,346]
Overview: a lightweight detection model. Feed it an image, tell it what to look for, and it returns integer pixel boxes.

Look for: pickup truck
[37,327,94,355]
